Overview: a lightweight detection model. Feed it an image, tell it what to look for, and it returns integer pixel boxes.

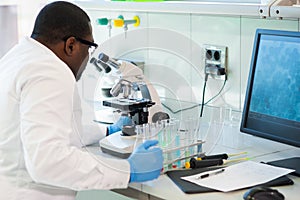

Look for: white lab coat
[0,37,130,200]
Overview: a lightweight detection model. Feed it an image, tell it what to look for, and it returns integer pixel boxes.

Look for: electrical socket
[203,44,227,80]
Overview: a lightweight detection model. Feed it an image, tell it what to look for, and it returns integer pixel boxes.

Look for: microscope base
[99,132,135,159]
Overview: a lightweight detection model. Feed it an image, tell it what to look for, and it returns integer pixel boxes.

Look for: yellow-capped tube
[133,15,140,27]
[113,15,140,28]
[113,19,124,27]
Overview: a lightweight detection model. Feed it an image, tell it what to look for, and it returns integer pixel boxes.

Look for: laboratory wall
[0,6,18,58]
[81,8,299,121]
[1,2,298,121]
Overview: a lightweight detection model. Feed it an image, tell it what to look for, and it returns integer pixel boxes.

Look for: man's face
[75,37,92,81]
[74,25,97,81]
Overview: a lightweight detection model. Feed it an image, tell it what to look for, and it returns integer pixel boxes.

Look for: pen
[196,168,225,179]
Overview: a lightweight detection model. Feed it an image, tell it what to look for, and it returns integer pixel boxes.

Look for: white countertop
[87,122,300,200]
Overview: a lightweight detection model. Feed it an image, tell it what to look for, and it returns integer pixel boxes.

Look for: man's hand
[107,116,132,135]
[128,140,163,182]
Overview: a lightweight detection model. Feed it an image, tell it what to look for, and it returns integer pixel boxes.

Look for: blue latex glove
[127,140,163,182]
[107,116,132,135]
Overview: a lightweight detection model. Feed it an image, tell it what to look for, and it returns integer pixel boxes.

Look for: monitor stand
[266,157,300,177]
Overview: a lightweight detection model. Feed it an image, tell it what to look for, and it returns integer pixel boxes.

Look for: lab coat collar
[22,36,76,82]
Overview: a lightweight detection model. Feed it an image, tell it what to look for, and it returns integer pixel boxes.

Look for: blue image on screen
[249,35,300,122]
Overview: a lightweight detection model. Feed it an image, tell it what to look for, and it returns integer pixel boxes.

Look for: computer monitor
[240,29,300,175]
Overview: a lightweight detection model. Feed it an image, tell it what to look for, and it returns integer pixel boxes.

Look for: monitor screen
[241,28,300,148]
[240,29,300,176]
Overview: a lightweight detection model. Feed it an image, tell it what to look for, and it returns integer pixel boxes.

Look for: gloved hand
[127,140,163,182]
[107,116,132,135]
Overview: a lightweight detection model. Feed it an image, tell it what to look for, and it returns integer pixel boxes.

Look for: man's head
[31,1,97,80]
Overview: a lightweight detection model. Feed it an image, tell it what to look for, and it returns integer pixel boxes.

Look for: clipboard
[166,167,294,194]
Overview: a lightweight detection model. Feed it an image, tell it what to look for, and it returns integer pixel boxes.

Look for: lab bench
[85,123,300,200]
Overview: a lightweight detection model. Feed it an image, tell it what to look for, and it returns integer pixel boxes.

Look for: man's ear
[64,37,77,56]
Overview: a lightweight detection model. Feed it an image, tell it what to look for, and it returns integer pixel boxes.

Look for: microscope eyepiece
[98,53,121,69]
[99,62,111,73]
[98,53,109,63]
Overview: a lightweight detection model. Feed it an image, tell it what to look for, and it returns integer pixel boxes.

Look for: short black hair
[31,1,91,44]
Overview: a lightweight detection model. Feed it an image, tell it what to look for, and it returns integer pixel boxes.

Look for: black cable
[200,74,209,117]
[161,102,200,114]
[204,78,227,105]
[161,77,227,114]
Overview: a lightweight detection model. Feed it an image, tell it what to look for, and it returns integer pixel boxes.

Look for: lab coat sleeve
[18,62,130,190]
[80,123,107,146]
[72,86,108,146]
[73,97,108,146]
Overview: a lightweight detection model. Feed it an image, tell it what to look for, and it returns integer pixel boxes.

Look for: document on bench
[181,160,295,192]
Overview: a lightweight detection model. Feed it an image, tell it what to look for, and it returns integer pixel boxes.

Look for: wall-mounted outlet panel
[203,44,227,80]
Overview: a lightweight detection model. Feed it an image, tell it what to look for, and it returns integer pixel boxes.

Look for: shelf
[270,0,300,18]
[76,0,300,19]
[75,1,266,17]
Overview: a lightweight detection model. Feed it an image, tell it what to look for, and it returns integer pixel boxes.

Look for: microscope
[92,53,168,158]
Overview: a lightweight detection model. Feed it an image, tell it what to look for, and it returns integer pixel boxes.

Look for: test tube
[193,118,203,155]
[149,122,156,140]
[154,121,163,145]
[133,124,144,150]
[143,123,150,140]
[185,119,194,157]
[170,119,180,168]
[163,119,172,170]
[174,132,181,168]
[157,119,179,171]
[178,120,188,166]
[161,119,169,148]
[154,120,166,171]
[167,121,177,170]
[194,118,203,155]
[181,118,198,165]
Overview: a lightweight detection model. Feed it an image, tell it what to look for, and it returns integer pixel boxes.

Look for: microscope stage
[103,98,154,111]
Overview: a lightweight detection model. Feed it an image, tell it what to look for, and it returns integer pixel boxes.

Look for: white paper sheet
[181,161,295,192]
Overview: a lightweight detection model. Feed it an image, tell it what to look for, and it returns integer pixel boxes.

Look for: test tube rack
[134,118,204,172]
